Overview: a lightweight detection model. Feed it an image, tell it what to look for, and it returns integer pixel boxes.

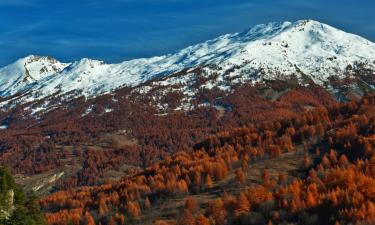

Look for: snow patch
[82,105,94,117]
[104,108,113,113]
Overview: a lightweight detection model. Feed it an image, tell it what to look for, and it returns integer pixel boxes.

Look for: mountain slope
[0,55,69,97]
[39,94,375,225]
[0,20,374,109]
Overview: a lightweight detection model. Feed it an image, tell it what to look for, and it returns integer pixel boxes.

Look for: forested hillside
[0,19,374,225]
[0,82,335,192]
[39,94,375,225]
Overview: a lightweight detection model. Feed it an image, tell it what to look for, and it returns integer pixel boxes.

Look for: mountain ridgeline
[0,19,374,225]
[0,19,374,110]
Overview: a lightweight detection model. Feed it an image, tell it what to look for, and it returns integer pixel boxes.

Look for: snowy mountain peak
[241,20,330,39]
[215,19,375,82]
[0,55,70,96]
[0,20,374,107]
[17,54,65,70]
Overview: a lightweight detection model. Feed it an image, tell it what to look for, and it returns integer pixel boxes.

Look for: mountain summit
[0,20,374,107]
[0,55,69,97]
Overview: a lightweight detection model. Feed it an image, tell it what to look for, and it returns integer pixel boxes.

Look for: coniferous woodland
[0,167,45,224]
[37,93,375,225]
[1,16,375,225]
[0,82,334,188]
[0,79,374,224]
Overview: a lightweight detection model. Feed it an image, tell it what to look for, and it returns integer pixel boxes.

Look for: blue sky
[0,0,374,66]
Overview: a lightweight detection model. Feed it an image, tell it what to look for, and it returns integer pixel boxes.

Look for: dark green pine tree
[0,167,45,225]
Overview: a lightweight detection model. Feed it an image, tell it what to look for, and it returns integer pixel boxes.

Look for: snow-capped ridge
[238,21,293,42]
[0,54,70,96]
[62,58,106,74]
[1,19,375,107]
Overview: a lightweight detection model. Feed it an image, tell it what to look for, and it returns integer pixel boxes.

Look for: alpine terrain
[0,20,374,112]
[0,19,375,225]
